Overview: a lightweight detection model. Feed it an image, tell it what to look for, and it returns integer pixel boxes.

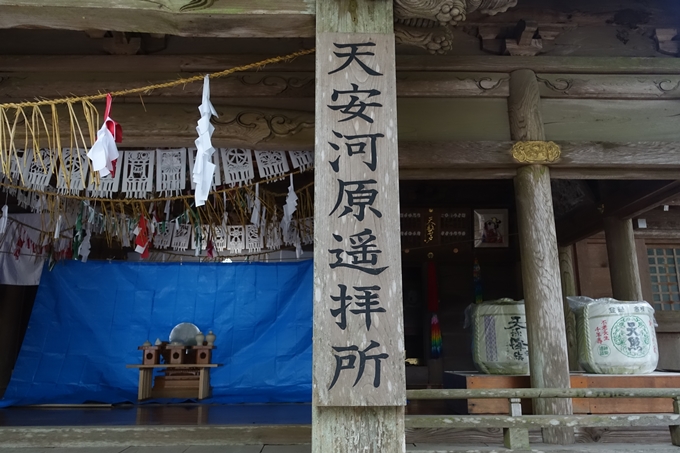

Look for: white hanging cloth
[192,75,219,207]
[87,94,121,178]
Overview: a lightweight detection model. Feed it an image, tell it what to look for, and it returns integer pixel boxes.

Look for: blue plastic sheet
[1,260,313,407]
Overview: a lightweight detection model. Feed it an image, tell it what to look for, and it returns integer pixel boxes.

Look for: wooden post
[510,69,574,445]
[313,1,406,452]
[604,217,644,301]
[559,245,581,371]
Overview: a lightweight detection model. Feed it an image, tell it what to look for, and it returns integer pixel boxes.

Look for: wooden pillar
[510,69,574,445]
[604,217,644,301]
[313,1,406,452]
[559,246,581,371]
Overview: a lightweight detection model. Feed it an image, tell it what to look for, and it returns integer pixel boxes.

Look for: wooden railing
[405,388,680,450]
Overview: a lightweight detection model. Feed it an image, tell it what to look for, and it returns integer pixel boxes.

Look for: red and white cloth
[87,94,122,178]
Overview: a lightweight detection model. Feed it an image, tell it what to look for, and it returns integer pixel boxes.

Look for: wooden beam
[3,55,680,75]
[558,245,581,372]
[5,71,680,101]
[0,1,315,38]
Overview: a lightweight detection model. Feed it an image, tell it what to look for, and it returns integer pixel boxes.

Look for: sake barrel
[471,299,529,375]
[568,297,658,374]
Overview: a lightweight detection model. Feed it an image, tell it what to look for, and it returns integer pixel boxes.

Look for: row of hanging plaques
[3,148,314,198]
[150,216,314,254]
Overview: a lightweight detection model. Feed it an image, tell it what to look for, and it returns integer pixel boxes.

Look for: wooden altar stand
[128,343,219,400]
[127,363,219,400]
[444,371,680,415]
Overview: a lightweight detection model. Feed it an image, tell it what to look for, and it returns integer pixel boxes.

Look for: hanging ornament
[0,204,8,235]
[213,225,227,252]
[133,216,150,259]
[280,174,297,243]
[153,222,174,249]
[227,225,245,254]
[56,148,88,195]
[254,150,289,181]
[156,148,187,197]
[25,149,54,190]
[192,75,218,207]
[220,148,254,187]
[171,223,191,251]
[250,183,261,226]
[122,150,155,199]
[266,214,282,251]
[87,153,122,198]
[431,314,442,359]
[246,224,263,253]
[87,93,122,178]
[188,147,222,191]
[79,226,92,263]
[289,150,314,172]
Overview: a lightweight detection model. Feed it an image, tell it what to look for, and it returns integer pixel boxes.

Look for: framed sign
[474,209,509,248]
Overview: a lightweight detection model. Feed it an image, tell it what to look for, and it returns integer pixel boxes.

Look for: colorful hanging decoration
[221,148,254,187]
[192,75,218,207]
[473,258,483,303]
[156,148,187,197]
[87,93,121,178]
[431,314,442,359]
[254,151,289,181]
[122,150,155,199]
[133,216,150,259]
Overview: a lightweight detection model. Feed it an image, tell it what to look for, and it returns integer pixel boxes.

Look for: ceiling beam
[3,55,680,75]
[0,1,315,38]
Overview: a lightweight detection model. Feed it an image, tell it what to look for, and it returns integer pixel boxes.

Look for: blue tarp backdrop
[0,260,313,407]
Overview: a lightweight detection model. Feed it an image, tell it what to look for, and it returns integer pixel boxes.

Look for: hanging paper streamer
[246,224,263,253]
[25,149,54,190]
[56,148,88,195]
[431,314,442,359]
[473,258,483,304]
[0,205,7,234]
[192,75,219,207]
[171,223,191,251]
[228,225,245,254]
[122,150,155,199]
[213,225,227,252]
[254,150,289,181]
[86,155,122,198]
[221,148,254,187]
[289,150,314,172]
[188,147,222,190]
[153,222,174,249]
[281,174,297,242]
[250,183,261,226]
[156,148,187,197]
[133,216,150,259]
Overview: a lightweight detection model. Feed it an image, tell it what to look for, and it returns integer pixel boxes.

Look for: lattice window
[648,247,680,311]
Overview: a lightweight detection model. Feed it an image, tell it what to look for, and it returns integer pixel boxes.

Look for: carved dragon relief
[212,110,314,146]
[394,0,518,54]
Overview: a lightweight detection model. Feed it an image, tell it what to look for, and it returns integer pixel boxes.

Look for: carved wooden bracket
[474,20,574,56]
[395,24,453,55]
[656,29,680,56]
[394,0,518,25]
[511,141,561,164]
[393,0,518,53]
